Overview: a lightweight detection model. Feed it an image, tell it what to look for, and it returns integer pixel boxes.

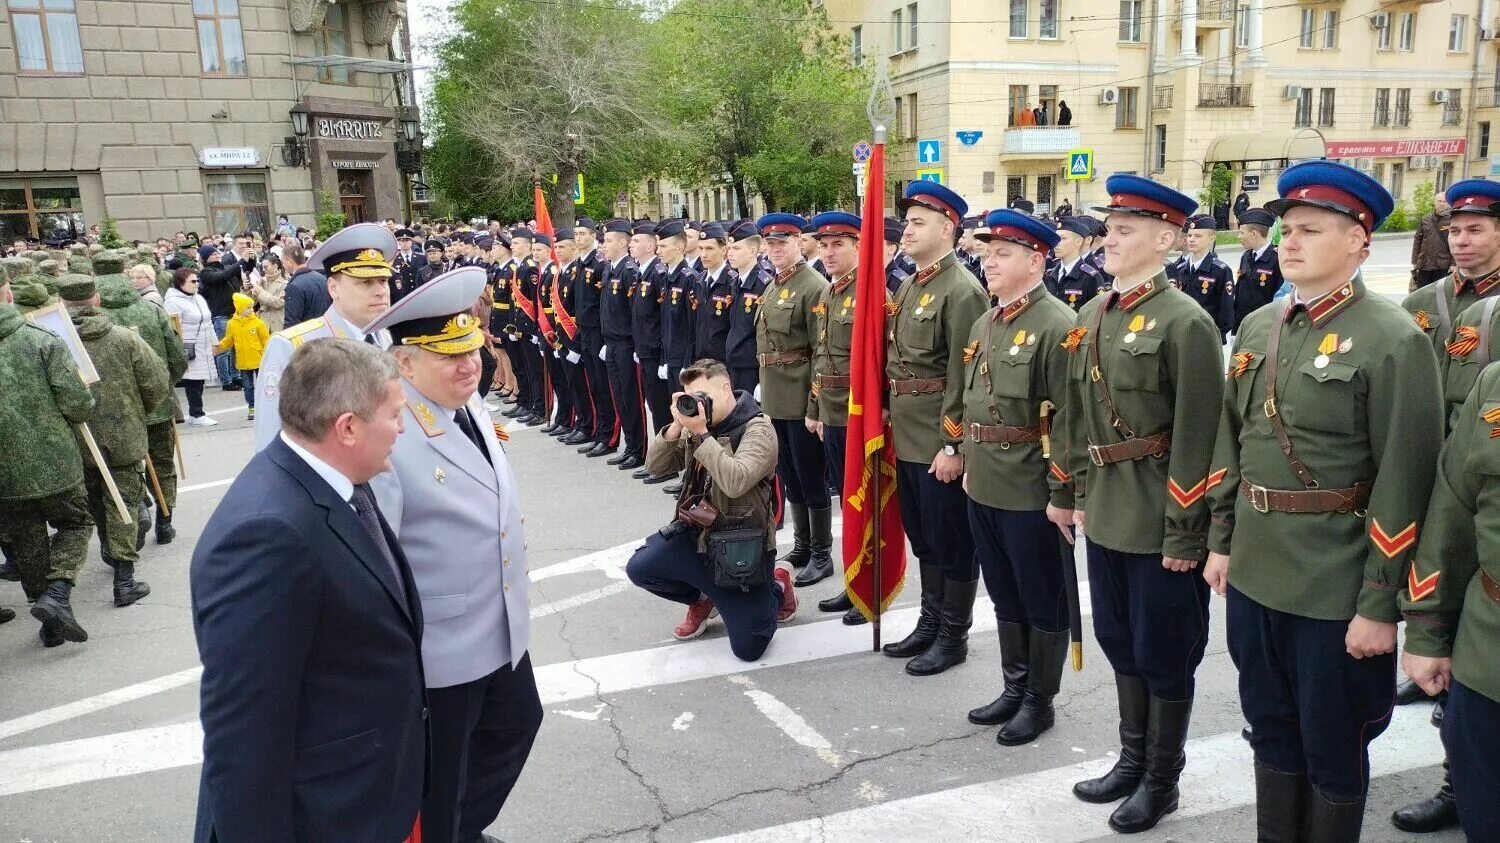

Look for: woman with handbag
[164,267,220,427]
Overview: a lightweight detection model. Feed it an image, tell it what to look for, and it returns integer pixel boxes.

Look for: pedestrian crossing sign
[1066,149,1094,181]
[915,168,944,184]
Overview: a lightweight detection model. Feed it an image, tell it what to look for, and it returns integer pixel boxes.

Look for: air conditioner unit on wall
[1409,155,1427,169]
[1355,158,1376,172]
[1433,90,1452,104]
[1099,88,1119,105]
[1283,85,1303,100]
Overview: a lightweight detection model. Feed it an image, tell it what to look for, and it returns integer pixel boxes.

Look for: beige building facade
[824,0,1497,219]
[0,0,421,244]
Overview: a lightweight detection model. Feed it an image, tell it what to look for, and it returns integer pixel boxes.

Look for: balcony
[1001,126,1083,155]
[1478,87,1500,109]
[1176,0,1235,29]
[1154,85,1174,110]
[1198,83,1253,108]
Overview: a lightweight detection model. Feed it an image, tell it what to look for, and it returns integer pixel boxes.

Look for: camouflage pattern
[0,302,94,501]
[69,307,171,468]
[98,276,187,425]
[147,421,177,509]
[85,463,144,566]
[12,281,54,314]
[0,256,31,281]
[22,250,49,265]
[67,243,87,256]
[0,486,91,595]
[67,256,93,275]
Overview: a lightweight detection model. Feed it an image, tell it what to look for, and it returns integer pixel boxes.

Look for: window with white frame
[1118,0,1141,43]
[1398,13,1416,51]
[1450,14,1467,52]
[1040,0,1058,39]
[1010,0,1027,39]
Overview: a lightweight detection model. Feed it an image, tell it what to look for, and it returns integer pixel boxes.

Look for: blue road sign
[956,131,983,147]
[918,139,941,164]
[853,141,872,163]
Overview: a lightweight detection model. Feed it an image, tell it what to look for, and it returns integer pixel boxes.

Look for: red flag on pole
[532,182,559,344]
[842,136,905,630]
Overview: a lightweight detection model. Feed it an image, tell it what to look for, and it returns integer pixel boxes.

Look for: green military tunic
[1062,273,1223,560]
[886,252,989,463]
[960,283,1076,511]
[1400,269,1500,361]
[1208,276,1443,622]
[1438,291,1500,431]
[1401,363,1500,704]
[807,269,886,427]
[754,261,825,421]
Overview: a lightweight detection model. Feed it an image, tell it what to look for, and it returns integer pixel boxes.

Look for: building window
[0,176,83,242]
[1299,9,1315,48]
[316,2,352,83]
[1390,162,1405,200]
[1294,88,1313,128]
[1006,176,1025,203]
[1040,0,1058,39]
[1118,0,1142,43]
[1039,84,1058,122]
[1322,10,1339,49]
[904,93,918,141]
[1008,85,1028,127]
[1317,88,1335,127]
[1395,88,1411,127]
[194,0,247,77]
[851,25,862,65]
[1373,88,1390,127]
[1373,163,1385,184]
[1010,0,1027,38]
[1450,14,1467,52]
[8,0,84,75]
[1037,175,1054,209]
[891,8,903,52]
[1116,86,1139,129]
[1481,121,1491,159]
[907,3,918,48]
[1443,89,1462,127]
[206,173,271,237]
[1438,161,1455,192]
[1374,12,1391,51]
[1235,4,1250,49]
[1152,124,1167,172]
[1398,12,1416,51]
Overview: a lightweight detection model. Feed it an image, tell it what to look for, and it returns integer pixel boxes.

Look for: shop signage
[332,160,379,169]
[316,117,386,141]
[199,147,260,167]
[1324,138,1466,158]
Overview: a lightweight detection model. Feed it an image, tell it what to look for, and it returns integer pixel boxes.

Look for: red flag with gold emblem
[533,183,560,343]
[842,136,906,623]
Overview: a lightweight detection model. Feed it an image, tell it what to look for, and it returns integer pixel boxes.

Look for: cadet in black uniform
[601,219,645,470]
[631,222,671,443]
[573,220,618,457]
[506,229,544,425]
[658,220,697,385]
[532,233,573,434]
[391,228,426,302]
[552,229,594,445]
[1046,216,1107,313]
[725,221,768,392]
[1166,215,1235,340]
[692,223,735,365]
[883,217,915,294]
[1233,208,1282,333]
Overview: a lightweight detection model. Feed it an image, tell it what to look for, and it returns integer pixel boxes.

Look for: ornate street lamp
[281,104,311,167]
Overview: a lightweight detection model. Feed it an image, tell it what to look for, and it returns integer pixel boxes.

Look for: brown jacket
[645,398,779,552]
[1412,211,1453,273]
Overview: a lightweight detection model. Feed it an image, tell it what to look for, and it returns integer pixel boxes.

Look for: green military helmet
[92,252,127,277]
[57,273,98,303]
[12,280,55,314]
[67,256,93,275]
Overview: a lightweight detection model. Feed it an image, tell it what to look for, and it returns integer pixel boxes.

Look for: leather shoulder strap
[1086,300,1134,438]
[1262,299,1318,489]
[1434,280,1454,342]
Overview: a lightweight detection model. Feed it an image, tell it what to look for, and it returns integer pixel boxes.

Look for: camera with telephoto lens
[675,390,713,422]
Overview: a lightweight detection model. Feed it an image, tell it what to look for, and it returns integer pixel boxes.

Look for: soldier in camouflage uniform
[60,275,171,608]
[97,255,189,544]
[0,271,96,646]
[1203,162,1442,841]
[882,183,990,677]
[1061,175,1223,835]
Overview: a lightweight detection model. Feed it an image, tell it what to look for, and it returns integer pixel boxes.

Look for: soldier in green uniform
[753,213,832,581]
[1402,179,1500,363]
[1203,161,1442,841]
[882,183,990,677]
[59,275,171,608]
[1060,174,1223,835]
[803,211,881,607]
[959,208,1077,746]
[0,271,96,646]
[96,255,189,544]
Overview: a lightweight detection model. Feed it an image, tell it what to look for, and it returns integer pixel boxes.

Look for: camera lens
[675,394,699,417]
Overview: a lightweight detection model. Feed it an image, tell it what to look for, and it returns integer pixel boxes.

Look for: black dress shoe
[1395,678,1436,706]
[1391,762,1459,833]
[818,592,853,612]
[662,481,684,495]
[0,607,13,625]
[842,607,868,626]
[542,423,564,436]
[561,431,588,445]
[585,443,616,458]
[502,405,527,418]
[607,451,631,465]
[631,467,652,479]
[643,473,673,485]
[617,454,644,470]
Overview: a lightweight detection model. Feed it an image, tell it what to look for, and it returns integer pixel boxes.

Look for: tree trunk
[547,161,579,227]
[733,175,750,218]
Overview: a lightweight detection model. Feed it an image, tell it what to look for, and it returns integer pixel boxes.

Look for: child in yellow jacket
[215,293,270,420]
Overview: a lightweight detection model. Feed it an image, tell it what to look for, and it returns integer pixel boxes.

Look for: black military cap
[425,239,446,253]
[884,217,905,245]
[728,221,760,242]
[960,216,983,231]
[656,219,686,239]
[632,221,657,236]
[799,219,817,235]
[510,228,534,242]
[603,218,632,235]
[1057,216,1092,238]
[554,227,574,241]
[1009,198,1036,214]
[576,216,596,230]
[532,232,553,246]
[1238,208,1275,228]
[395,228,415,239]
[1184,214,1218,232]
[474,234,494,250]
[701,223,729,241]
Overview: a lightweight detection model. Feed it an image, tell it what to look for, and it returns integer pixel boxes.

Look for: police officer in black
[957,217,986,281]
[884,217,915,294]
[692,223,736,365]
[601,219,646,470]
[658,220,698,386]
[631,222,671,442]
[1166,215,1235,340]
[725,220,768,392]
[391,228,426,302]
[509,229,545,425]
[573,219,618,458]
[1046,216,1107,313]
[1233,208,1282,333]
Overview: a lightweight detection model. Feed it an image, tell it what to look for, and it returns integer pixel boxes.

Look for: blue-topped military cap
[1268,160,1394,233]
[307,222,396,278]
[602,218,632,235]
[631,220,657,237]
[884,217,905,245]
[898,182,968,226]
[365,266,488,356]
[1238,208,1275,228]
[977,208,1059,253]
[729,220,761,242]
[532,232,553,247]
[1446,179,1500,216]
[757,212,805,240]
[1057,216,1092,238]
[809,211,861,239]
[656,219,686,239]
[1093,174,1197,227]
[1184,214,1218,232]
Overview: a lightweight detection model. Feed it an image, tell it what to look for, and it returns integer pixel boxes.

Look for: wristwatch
[943,444,958,457]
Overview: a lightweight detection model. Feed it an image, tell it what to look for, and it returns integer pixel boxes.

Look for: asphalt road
[0,232,1460,842]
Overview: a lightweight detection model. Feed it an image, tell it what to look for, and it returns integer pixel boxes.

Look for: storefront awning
[1205,130,1326,163]
[284,56,425,74]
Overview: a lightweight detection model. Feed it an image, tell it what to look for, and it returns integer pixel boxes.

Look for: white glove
[554,348,562,358]
[657,364,668,379]
[531,336,540,347]
[567,351,582,364]
[633,352,640,363]
[754,384,762,401]
[599,345,608,361]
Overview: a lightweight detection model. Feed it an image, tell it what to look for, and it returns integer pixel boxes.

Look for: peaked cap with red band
[1446,178,1500,217]
[1092,173,1198,228]
[1267,160,1394,233]
[977,208,1059,253]
[808,211,862,239]
[898,182,969,227]
[756,212,806,240]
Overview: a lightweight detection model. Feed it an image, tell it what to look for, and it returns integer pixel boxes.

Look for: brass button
[503,557,510,566]
[504,583,510,592]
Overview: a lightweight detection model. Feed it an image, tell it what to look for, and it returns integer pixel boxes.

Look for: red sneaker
[674,598,717,640]
[775,567,797,623]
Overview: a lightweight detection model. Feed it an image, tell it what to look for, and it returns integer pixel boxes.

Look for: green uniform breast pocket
[993,347,1036,398]
[764,302,794,335]
[904,309,940,351]
[1293,359,1359,432]
[1113,334,1163,392]
[830,311,855,353]
[1233,352,1267,421]
[1447,355,1483,408]
[1467,402,1500,475]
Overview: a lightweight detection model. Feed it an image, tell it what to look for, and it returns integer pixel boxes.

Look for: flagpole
[866,66,895,653]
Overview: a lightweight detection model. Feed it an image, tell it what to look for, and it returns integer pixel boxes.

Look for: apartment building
[824,0,1495,218]
[0,0,422,243]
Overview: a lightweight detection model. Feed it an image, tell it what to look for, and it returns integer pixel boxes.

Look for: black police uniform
[693,263,735,364]
[1167,252,1235,339]
[1046,258,1107,313]
[575,248,618,450]
[662,260,697,385]
[602,253,646,462]
[1234,244,1283,333]
[727,263,768,392]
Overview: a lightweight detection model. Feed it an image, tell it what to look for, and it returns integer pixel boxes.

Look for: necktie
[453,407,492,465]
[349,483,407,602]
[364,333,378,346]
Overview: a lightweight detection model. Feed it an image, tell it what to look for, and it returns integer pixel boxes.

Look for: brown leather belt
[758,349,811,366]
[816,374,851,389]
[968,422,1041,446]
[1239,479,1372,515]
[890,376,947,396]
[1087,432,1171,466]
[1482,569,1500,604]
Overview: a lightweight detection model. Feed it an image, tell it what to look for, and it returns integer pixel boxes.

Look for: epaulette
[525,258,536,267]
[1079,262,1100,276]
[279,317,328,348]
[405,400,446,438]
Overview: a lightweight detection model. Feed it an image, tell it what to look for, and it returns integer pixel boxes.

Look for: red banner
[1324,137,1466,158]
[533,184,560,345]
[842,138,906,620]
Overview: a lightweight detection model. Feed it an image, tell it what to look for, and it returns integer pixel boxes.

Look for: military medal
[1337,337,1353,354]
[1125,314,1144,343]
[1027,333,1037,346]
[779,288,791,300]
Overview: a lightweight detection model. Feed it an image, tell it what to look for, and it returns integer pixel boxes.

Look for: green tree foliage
[315,190,347,240]
[96,215,127,249]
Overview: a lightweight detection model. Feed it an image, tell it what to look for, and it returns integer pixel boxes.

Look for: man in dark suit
[191,338,426,843]
[281,242,332,326]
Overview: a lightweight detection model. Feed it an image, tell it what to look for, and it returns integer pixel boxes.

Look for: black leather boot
[883,563,944,657]
[112,561,151,607]
[1074,674,1149,803]
[0,606,12,625]
[136,499,151,551]
[968,621,1029,725]
[1254,764,1306,843]
[155,508,176,544]
[818,591,852,612]
[1391,759,1458,833]
[1395,677,1436,706]
[1302,786,1365,843]
[906,577,977,676]
[38,621,64,648]
[779,503,811,567]
[794,506,834,586]
[30,580,87,642]
[0,556,19,581]
[996,627,1068,745]
[1108,695,1193,834]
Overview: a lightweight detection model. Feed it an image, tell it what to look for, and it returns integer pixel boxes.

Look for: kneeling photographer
[625,359,798,659]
